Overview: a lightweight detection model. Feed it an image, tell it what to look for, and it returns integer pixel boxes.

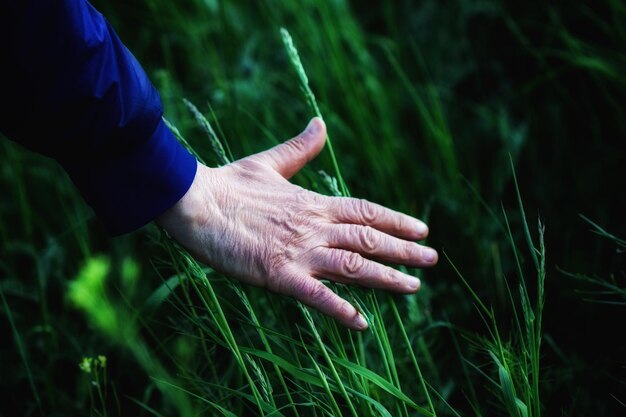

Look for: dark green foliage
[1,1,624,416]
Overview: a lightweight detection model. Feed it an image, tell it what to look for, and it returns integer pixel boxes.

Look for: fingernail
[305,118,320,135]
[423,248,438,263]
[408,277,421,290]
[355,314,368,330]
[416,221,428,236]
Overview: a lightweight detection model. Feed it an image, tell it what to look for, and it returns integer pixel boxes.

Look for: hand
[156,118,438,330]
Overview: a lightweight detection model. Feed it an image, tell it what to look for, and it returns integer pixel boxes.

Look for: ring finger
[311,247,421,293]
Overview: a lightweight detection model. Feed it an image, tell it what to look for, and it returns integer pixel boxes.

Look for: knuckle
[383,267,401,287]
[358,226,380,252]
[266,251,290,286]
[285,136,307,155]
[355,198,379,224]
[281,138,309,166]
[293,187,316,206]
[291,277,308,296]
[340,252,365,276]
[290,189,325,222]
[306,282,332,306]
[283,216,315,249]
[398,243,414,262]
[338,300,354,318]
[392,214,406,234]
[279,200,320,246]
[282,210,306,234]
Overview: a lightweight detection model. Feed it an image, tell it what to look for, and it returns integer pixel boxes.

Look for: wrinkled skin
[157,118,438,330]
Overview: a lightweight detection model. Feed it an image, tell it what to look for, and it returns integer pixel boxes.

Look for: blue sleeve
[0,0,198,235]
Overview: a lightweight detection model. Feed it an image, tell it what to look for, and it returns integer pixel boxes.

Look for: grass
[1,0,625,416]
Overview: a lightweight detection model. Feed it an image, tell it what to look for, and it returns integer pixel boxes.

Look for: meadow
[1,1,625,416]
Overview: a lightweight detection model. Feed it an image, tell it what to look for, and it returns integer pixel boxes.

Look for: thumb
[253,117,326,179]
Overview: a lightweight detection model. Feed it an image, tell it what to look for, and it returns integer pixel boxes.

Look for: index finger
[326,197,429,241]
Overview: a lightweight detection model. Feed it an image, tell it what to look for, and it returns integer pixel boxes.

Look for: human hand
[156,118,438,330]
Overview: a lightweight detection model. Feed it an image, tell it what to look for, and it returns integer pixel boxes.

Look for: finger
[326,224,438,267]
[326,197,429,241]
[312,248,422,293]
[251,117,326,179]
[280,272,368,330]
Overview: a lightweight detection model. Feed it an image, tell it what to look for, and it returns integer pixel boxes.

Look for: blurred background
[1,0,624,416]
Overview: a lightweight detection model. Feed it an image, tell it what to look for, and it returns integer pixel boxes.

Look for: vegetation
[1,1,624,416]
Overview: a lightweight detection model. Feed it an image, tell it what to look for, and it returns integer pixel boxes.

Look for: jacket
[1,0,198,235]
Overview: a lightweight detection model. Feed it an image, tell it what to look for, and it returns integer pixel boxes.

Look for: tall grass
[63,30,550,417]
[1,1,625,416]
[145,32,438,415]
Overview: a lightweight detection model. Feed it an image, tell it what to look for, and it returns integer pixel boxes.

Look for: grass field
[1,1,625,416]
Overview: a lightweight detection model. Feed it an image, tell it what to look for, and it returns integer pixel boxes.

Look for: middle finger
[325,224,438,267]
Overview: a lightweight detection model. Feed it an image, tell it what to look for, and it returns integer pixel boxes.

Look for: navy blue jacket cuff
[67,119,198,235]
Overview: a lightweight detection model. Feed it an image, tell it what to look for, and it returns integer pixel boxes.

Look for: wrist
[156,161,210,233]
